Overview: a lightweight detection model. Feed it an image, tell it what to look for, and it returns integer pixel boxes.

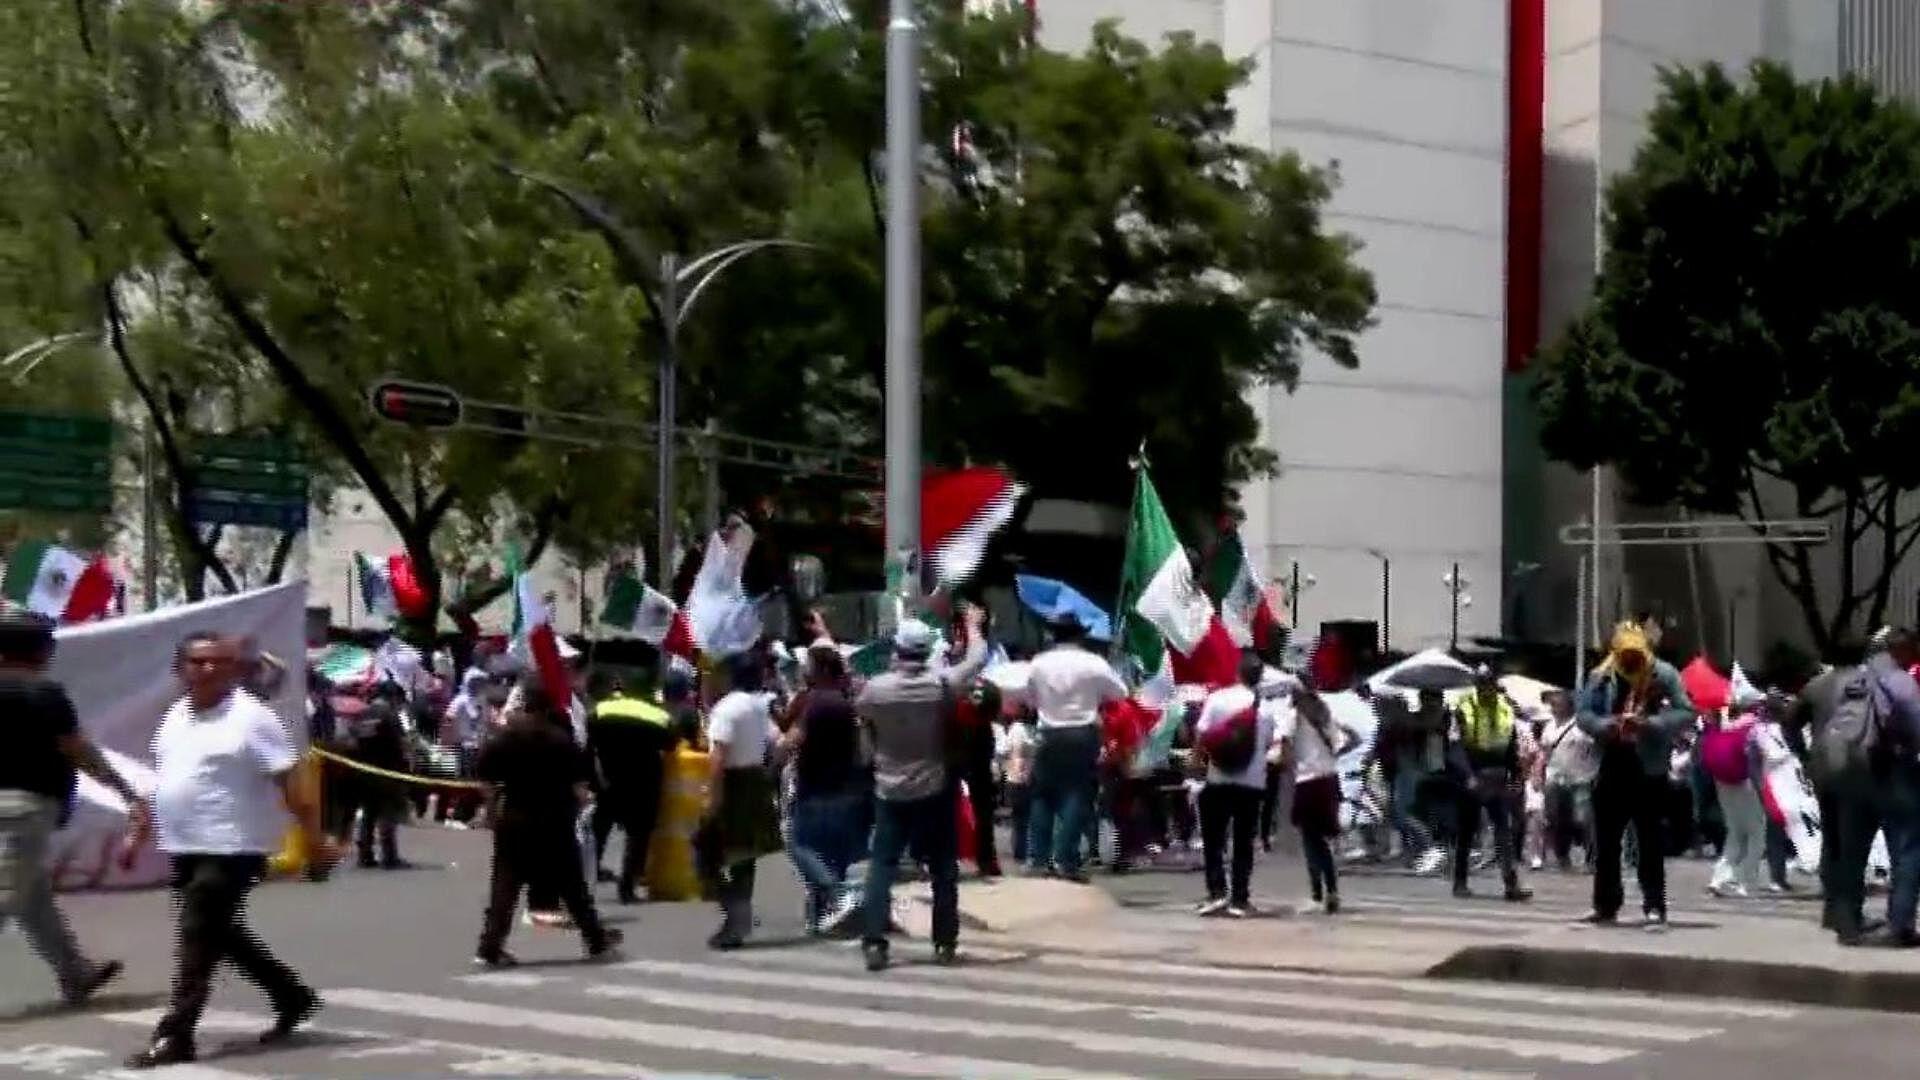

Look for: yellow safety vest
[594,694,671,728]
[1457,694,1515,754]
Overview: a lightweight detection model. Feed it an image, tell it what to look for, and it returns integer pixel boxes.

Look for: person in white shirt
[1023,617,1127,882]
[1193,653,1278,917]
[1539,690,1599,871]
[702,653,782,950]
[126,632,333,1071]
[1279,684,1361,914]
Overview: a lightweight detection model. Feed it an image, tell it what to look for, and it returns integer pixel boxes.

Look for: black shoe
[64,959,123,1006]
[587,928,626,961]
[1324,893,1341,915]
[262,989,322,1044]
[125,1038,196,1069]
[380,856,412,871]
[597,867,618,884]
[1059,869,1092,885]
[1452,884,1473,899]
[863,941,890,972]
[472,950,520,969]
[1504,886,1534,904]
[706,929,745,951]
[616,888,639,905]
[356,854,378,870]
[1576,910,1618,926]
[933,943,958,966]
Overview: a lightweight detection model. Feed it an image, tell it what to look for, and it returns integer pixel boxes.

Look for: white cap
[894,618,936,656]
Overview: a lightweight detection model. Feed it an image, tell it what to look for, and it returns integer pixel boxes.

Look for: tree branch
[444,497,562,616]
[267,529,297,584]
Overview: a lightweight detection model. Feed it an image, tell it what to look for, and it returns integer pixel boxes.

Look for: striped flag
[2,541,115,623]
[509,546,571,710]
[601,569,696,659]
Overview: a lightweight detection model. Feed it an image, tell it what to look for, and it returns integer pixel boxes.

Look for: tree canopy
[0,0,1376,617]
[1533,61,1920,651]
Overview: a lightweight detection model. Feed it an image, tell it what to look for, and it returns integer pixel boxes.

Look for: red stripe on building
[1505,0,1546,371]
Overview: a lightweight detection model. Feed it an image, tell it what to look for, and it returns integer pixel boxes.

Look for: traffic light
[368,380,463,429]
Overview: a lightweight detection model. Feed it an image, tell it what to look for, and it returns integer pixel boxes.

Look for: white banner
[47,581,308,891]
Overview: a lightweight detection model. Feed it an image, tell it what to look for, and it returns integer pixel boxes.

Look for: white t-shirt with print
[707,690,775,769]
[151,690,299,856]
[1196,685,1276,789]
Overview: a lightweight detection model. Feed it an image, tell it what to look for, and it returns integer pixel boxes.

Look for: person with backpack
[1703,683,1766,898]
[1448,666,1533,903]
[1575,622,1695,932]
[1023,615,1126,883]
[1799,629,1920,946]
[1193,652,1277,918]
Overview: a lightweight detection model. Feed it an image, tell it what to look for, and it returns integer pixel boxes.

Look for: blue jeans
[1885,762,1920,937]
[1027,724,1099,875]
[863,790,959,948]
[788,790,866,926]
[1390,767,1435,856]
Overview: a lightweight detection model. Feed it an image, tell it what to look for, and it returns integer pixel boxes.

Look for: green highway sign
[184,433,308,530]
[0,407,114,513]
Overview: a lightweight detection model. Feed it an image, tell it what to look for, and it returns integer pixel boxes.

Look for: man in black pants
[1193,654,1275,918]
[590,675,678,903]
[1575,623,1694,932]
[474,683,622,966]
[128,633,335,1070]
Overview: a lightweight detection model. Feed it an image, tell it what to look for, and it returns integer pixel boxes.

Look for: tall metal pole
[1380,557,1391,653]
[656,253,681,589]
[1589,467,1603,649]
[883,0,923,604]
[1289,561,1302,639]
[1574,555,1588,689]
[141,421,160,610]
[1449,561,1462,652]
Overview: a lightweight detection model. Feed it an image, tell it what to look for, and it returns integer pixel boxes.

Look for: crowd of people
[8,598,1920,1069]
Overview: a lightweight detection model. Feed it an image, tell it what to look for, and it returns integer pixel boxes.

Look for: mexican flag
[601,568,696,659]
[1116,468,1237,688]
[1204,525,1281,650]
[509,546,571,709]
[684,521,762,658]
[354,553,396,618]
[3,542,115,624]
[921,467,1026,587]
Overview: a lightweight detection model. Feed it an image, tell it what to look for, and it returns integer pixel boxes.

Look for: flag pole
[1110,444,1149,682]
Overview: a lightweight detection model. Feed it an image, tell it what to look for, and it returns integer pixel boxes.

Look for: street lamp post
[651,240,822,588]
[1366,548,1390,652]
[1443,563,1473,652]
[884,0,924,603]
[1287,560,1317,644]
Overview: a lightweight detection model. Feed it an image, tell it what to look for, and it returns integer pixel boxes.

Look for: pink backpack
[1699,717,1753,785]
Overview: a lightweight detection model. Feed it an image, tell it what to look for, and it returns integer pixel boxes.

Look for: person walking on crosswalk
[855,606,988,971]
[701,654,783,950]
[1279,682,1360,913]
[126,632,332,1070]
[1575,622,1694,932]
[590,674,679,904]
[472,682,623,967]
[1448,665,1532,903]
[0,609,146,1009]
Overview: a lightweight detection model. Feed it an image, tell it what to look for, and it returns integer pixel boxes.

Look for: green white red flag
[2,541,115,624]
[508,546,571,709]
[600,568,696,659]
[1204,525,1281,650]
[1116,467,1238,688]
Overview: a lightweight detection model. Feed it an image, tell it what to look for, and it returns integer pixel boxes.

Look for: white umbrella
[1369,648,1474,694]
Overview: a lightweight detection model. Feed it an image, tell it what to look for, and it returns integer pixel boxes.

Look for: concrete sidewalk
[902,858,1920,1012]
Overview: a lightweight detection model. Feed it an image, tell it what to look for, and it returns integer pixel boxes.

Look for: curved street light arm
[673,239,826,331]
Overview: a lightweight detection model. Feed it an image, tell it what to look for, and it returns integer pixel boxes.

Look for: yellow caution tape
[309,746,491,791]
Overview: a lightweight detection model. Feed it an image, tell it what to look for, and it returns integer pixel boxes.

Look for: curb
[1429,945,1920,1014]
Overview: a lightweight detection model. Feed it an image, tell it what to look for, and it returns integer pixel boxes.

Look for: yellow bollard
[646,747,711,901]
[269,752,323,879]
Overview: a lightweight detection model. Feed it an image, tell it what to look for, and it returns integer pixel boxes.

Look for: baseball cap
[894,618,936,657]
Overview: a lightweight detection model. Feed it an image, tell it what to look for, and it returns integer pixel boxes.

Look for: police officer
[1450,665,1531,902]
[590,675,679,904]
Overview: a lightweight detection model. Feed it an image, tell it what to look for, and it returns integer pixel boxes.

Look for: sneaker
[1195,897,1231,917]
[123,1039,196,1070]
[1504,886,1534,904]
[933,943,959,965]
[1412,847,1447,876]
[1225,903,1253,919]
[261,989,322,1044]
[1765,880,1789,895]
[1452,884,1473,900]
[706,929,746,951]
[863,941,890,972]
[472,950,520,969]
[1576,910,1618,926]
[1528,856,1544,872]
[1324,893,1341,915]
[1643,912,1669,934]
[820,890,863,936]
[64,959,123,1006]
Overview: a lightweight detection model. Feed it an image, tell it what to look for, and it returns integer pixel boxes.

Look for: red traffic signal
[369,381,463,429]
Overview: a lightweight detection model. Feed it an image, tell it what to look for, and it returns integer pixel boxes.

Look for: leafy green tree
[1533,62,1920,652]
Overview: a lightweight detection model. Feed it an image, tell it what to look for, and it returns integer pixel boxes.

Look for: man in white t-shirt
[125,633,333,1071]
[1024,617,1127,882]
[1193,653,1277,917]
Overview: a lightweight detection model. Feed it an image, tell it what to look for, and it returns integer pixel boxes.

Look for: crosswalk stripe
[0,1043,270,1080]
[685,951,1717,1044]
[1032,955,1801,1018]
[322,988,1143,1080]
[98,1009,718,1078]
[604,958,1650,1063]
[570,978,1550,1074]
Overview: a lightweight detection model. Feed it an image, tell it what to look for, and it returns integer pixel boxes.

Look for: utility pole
[656,252,680,589]
[883,0,923,607]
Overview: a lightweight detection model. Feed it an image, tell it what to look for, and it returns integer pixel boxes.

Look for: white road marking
[1031,954,1802,1018]
[692,950,1716,1043]
[318,988,1145,1080]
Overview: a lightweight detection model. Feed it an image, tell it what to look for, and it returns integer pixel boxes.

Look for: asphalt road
[5,826,1920,1078]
